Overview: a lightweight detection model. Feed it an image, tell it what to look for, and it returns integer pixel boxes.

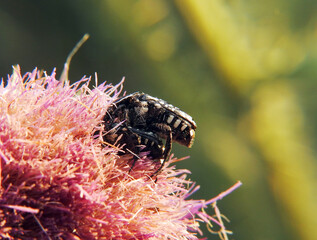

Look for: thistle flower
[0,66,241,239]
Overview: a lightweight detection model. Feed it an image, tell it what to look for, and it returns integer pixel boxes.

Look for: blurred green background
[1,1,317,239]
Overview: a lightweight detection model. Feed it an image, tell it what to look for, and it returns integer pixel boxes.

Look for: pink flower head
[0,66,241,239]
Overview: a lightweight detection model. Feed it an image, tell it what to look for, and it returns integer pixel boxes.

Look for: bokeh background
[1,1,317,239]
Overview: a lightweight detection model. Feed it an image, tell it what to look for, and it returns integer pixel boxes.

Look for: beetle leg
[128,155,139,173]
[163,130,172,160]
[151,130,172,177]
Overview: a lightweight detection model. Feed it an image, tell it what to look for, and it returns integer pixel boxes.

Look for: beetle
[102,92,196,174]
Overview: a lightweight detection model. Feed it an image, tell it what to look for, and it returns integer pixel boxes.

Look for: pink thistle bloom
[0,66,241,239]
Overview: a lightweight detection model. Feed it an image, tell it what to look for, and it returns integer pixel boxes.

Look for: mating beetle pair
[102,92,197,175]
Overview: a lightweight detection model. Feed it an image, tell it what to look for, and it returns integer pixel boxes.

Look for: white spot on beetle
[190,129,195,137]
[154,103,162,109]
[173,119,181,128]
[180,124,187,132]
[167,115,174,124]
